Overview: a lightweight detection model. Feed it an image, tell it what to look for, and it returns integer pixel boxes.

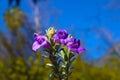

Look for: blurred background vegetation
[0,0,120,80]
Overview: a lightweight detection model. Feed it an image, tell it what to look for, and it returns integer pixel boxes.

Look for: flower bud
[46,27,56,39]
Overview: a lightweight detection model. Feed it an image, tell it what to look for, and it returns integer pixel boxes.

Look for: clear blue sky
[50,0,120,60]
[0,0,120,60]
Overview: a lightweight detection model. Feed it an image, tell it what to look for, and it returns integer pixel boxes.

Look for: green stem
[49,54,62,80]
[66,54,70,80]
[49,48,71,80]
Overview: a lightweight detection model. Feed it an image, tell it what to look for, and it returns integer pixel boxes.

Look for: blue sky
[50,0,120,60]
[0,0,120,60]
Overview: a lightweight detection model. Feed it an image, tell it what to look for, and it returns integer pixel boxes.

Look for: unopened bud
[46,27,56,39]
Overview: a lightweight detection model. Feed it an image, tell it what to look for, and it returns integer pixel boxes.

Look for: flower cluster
[32,27,85,80]
[32,27,85,54]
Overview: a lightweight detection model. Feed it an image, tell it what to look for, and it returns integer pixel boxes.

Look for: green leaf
[46,63,54,70]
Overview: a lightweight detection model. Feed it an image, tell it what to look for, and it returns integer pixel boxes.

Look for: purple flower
[67,39,85,54]
[53,30,72,45]
[32,33,50,51]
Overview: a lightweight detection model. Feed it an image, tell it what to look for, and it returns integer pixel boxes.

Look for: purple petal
[65,37,74,45]
[59,37,73,45]
[41,41,50,48]
[77,46,85,54]
[34,33,39,40]
[70,48,77,53]
[34,33,39,37]
[53,34,60,43]
[32,41,41,51]
[58,30,68,39]
[77,39,80,46]
[60,39,65,44]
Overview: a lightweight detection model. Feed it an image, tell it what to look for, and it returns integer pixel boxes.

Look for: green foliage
[70,56,120,80]
[4,7,26,31]
[0,56,120,80]
[0,54,50,80]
